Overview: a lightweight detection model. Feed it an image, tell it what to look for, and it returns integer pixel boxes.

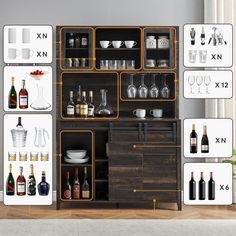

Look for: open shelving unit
[56,26,181,210]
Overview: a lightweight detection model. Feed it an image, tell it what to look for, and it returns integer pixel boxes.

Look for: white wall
[0,0,204,190]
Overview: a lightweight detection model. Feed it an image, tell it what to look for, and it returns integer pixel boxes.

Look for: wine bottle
[16,116,23,129]
[190,28,196,45]
[208,172,215,200]
[201,125,209,153]
[63,171,71,199]
[88,91,95,117]
[17,166,26,196]
[37,171,50,196]
[75,85,81,117]
[19,80,28,109]
[190,124,197,153]
[6,164,15,195]
[72,168,80,199]
[67,91,75,117]
[82,167,90,199]
[189,172,196,200]
[201,26,205,45]
[199,172,205,200]
[68,33,74,48]
[80,91,88,118]
[27,164,36,196]
[8,77,17,109]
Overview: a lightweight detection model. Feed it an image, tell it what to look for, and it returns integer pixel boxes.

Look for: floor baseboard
[0,191,57,202]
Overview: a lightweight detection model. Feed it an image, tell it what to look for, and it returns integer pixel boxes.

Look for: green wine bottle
[6,163,15,195]
[27,164,36,196]
[8,77,17,109]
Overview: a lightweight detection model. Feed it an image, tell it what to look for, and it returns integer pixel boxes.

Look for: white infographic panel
[184,163,232,205]
[184,70,233,99]
[184,118,233,158]
[4,25,52,64]
[184,24,232,67]
[4,114,52,205]
[4,66,52,112]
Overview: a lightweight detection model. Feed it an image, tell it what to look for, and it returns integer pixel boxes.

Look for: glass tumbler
[126,60,135,69]
[188,50,197,63]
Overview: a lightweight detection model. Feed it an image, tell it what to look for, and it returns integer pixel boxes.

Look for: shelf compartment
[120,72,176,102]
[60,130,94,201]
[60,72,119,120]
[60,27,95,70]
[95,27,142,70]
[143,27,176,70]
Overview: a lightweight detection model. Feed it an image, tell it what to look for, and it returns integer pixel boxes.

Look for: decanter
[30,84,51,110]
[95,89,113,117]
[127,74,137,98]
[149,74,159,98]
[138,74,148,98]
[37,171,50,196]
[160,75,170,98]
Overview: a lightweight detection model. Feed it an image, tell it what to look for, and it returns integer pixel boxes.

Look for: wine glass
[138,74,148,98]
[204,75,211,94]
[196,75,203,94]
[127,74,137,98]
[149,74,159,98]
[161,74,170,98]
[188,75,195,94]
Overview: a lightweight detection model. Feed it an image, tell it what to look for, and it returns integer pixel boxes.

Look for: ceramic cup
[124,41,137,48]
[133,109,146,118]
[146,59,156,68]
[22,48,34,59]
[8,28,16,43]
[112,40,124,48]
[150,109,163,118]
[22,28,31,44]
[8,48,20,59]
[100,40,111,48]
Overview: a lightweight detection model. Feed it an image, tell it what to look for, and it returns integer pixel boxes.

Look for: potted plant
[222,149,236,204]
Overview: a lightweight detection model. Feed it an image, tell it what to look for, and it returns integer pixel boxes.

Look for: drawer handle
[133,189,181,192]
[133,144,181,149]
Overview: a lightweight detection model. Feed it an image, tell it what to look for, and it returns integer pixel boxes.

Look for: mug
[133,109,146,118]
[112,40,124,48]
[8,28,16,43]
[146,59,156,68]
[124,41,137,48]
[22,48,34,59]
[8,48,20,59]
[100,41,111,48]
[22,28,31,43]
[150,109,163,118]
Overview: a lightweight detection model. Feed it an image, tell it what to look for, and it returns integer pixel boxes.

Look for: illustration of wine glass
[160,74,170,98]
[196,75,203,94]
[149,74,159,98]
[204,75,211,94]
[127,74,137,98]
[188,75,195,94]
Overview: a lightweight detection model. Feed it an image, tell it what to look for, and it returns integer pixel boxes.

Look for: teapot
[34,127,49,148]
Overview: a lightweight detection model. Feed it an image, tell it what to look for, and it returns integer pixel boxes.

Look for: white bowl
[66,150,87,159]
[64,156,89,164]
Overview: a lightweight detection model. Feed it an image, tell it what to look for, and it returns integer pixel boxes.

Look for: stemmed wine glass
[204,75,211,94]
[138,74,148,98]
[127,74,137,98]
[196,75,203,94]
[161,74,170,98]
[149,74,159,98]
[188,75,195,94]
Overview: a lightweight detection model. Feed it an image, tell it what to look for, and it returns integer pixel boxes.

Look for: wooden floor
[0,203,236,219]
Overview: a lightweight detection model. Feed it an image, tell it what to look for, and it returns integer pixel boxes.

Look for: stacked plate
[64,150,89,164]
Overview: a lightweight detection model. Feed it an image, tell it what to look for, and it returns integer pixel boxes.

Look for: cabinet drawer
[133,191,178,202]
[109,166,142,177]
[109,154,142,166]
[107,143,140,155]
[143,153,176,166]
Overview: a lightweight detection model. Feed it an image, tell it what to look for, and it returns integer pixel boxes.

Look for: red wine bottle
[189,172,196,200]
[190,124,197,153]
[201,125,209,153]
[63,171,71,199]
[199,172,205,200]
[208,172,215,200]
[72,168,80,199]
[19,80,28,109]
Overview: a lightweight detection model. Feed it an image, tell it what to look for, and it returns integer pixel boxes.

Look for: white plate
[64,156,89,164]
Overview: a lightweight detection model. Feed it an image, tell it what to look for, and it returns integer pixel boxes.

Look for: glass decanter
[138,74,148,98]
[160,75,170,98]
[149,74,159,98]
[95,89,113,117]
[30,84,51,110]
[127,74,137,98]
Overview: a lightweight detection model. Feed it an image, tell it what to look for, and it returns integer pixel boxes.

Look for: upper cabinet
[59,26,177,71]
